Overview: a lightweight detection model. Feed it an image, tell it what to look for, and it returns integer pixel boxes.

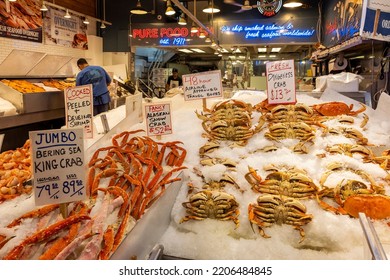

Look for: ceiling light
[100,22,106,29]
[199,31,206,38]
[233,48,241,53]
[190,22,199,33]
[64,9,71,19]
[178,49,193,53]
[214,50,219,55]
[8,0,16,2]
[258,47,267,52]
[220,48,229,53]
[131,0,148,15]
[211,40,217,47]
[178,14,187,25]
[203,1,220,13]
[283,1,303,8]
[165,0,176,16]
[83,17,90,24]
[271,47,281,52]
[191,49,206,53]
[218,53,222,57]
[269,55,277,58]
[242,0,252,10]
[40,4,48,11]
[205,37,211,43]
[258,55,266,58]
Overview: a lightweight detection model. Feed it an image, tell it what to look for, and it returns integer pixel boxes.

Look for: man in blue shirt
[76,58,112,116]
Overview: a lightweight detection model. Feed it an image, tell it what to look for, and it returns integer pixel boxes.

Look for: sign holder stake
[60,203,69,219]
[373,9,381,36]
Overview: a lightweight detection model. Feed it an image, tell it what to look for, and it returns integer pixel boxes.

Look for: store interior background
[0,0,389,151]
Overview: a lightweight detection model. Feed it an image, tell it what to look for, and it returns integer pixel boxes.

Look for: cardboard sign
[183,70,223,100]
[64,84,93,138]
[144,102,173,136]
[30,128,87,206]
[266,60,296,104]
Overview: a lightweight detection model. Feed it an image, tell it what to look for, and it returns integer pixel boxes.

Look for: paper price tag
[64,84,93,139]
[30,128,86,206]
[145,102,173,137]
[183,70,223,101]
[266,60,296,105]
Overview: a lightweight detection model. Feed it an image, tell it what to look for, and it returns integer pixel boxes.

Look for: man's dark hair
[172,68,178,73]
[77,58,88,66]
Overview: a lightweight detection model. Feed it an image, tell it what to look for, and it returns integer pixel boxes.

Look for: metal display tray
[0,81,64,114]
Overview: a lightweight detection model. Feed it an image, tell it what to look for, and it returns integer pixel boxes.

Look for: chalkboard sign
[144,102,173,136]
[64,84,93,138]
[183,70,223,101]
[29,128,87,206]
[266,60,296,105]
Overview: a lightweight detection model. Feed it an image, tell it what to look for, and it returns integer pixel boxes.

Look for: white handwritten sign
[64,84,93,138]
[145,102,173,136]
[30,128,87,206]
[266,60,296,104]
[183,70,223,100]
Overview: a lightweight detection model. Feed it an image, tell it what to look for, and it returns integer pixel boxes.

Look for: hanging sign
[360,0,390,41]
[257,0,282,17]
[266,60,296,104]
[30,128,86,206]
[64,84,93,139]
[183,70,223,101]
[145,102,173,136]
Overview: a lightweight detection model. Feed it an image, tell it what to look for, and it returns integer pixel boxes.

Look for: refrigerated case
[0,50,77,151]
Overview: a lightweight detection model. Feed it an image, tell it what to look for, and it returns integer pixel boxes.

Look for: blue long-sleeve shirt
[76,65,112,105]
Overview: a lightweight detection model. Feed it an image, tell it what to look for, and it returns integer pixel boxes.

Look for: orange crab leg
[3,214,91,260]
[7,204,60,228]
[99,225,115,260]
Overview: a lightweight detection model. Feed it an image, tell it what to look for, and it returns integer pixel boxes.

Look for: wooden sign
[266,60,296,104]
[183,70,223,101]
[29,128,87,206]
[144,102,173,136]
[64,84,93,138]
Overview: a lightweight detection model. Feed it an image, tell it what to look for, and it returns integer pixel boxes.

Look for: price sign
[183,70,223,101]
[144,102,173,136]
[64,84,93,138]
[29,128,87,206]
[266,60,296,105]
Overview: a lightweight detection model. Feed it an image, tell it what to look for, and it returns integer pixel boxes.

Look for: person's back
[76,58,112,116]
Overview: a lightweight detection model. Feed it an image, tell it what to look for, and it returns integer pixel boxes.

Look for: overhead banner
[43,6,88,49]
[0,0,43,42]
[360,0,390,41]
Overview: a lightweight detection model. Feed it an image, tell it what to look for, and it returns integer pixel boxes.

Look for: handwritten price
[270,88,292,101]
[149,126,171,135]
[36,180,84,199]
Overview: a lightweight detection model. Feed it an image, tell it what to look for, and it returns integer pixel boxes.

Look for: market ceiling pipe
[170,0,217,43]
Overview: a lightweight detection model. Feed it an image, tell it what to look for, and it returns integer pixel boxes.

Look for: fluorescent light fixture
[258,55,266,58]
[258,47,267,52]
[83,17,90,24]
[165,0,176,16]
[203,1,220,13]
[218,53,222,57]
[131,0,148,15]
[269,55,277,58]
[238,55,245,59]
[350,55,365,60]
[283,1,303,8]
[8,0,16,2]
[214,50,219,55]
[178,49,193,53]
[64,9,71,18]
[271,47,281,52]
[191,49,206,53]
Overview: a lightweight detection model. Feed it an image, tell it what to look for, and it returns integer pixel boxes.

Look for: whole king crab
[248,194,313,243]
[180,190,240,228]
